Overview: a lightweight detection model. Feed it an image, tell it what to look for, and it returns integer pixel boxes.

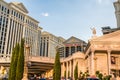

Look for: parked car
[86,77,99,80]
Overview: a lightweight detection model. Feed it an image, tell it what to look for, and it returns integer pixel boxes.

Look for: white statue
[91,27,96,35]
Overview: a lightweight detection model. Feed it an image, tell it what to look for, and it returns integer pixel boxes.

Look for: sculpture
[91,27,96,35]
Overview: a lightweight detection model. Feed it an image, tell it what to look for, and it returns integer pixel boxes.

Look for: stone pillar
[66,61,68,78]
[22,45,30,80]
[73,59,76,80]
[107,50,111,75]
[70,60,72,77]
[91,50,95,75]
[61,63,63,77]
[62,62,65,77]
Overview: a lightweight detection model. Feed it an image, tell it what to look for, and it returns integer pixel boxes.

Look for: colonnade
[89,50,114,75]
[61,60,74,79]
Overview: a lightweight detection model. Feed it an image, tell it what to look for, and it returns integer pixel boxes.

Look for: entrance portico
[85,30,120,77]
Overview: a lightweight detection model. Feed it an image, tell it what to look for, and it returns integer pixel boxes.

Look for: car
[86,77,99,80]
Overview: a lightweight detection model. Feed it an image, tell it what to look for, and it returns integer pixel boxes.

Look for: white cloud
[41,12,49,17]
[96,0,112,5]
[98,0,102,4]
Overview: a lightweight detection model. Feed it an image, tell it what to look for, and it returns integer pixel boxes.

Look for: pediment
[90,30,120,42]
[64,36,84,44]
[10,2,28,13]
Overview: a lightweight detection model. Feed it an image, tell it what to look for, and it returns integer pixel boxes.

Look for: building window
[14,11,16,16]
[65,47,69,57]
[11,10,13,15]
[16,12,18,17]
[4,7,6,13]
[7,9,9,14]
[2,6,4,11]
[77,46,81,51]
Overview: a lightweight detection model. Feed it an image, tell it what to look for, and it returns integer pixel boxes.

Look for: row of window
[0,15,8,54]
[0,3,39,29]
[0,4,9,14]
[40,42,49,57]
[41,37,49,40]
[26,19,38,28]
[11,10,24,21]
[0,4,25,22]
[5,18,23,54]
[41,36,63,44]
[0,40,5,54]
[25,29,37,39]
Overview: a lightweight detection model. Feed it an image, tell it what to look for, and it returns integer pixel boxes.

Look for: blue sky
[5,0,116,42]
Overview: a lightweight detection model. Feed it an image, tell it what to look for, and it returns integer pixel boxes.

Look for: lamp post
[22,44,30,80]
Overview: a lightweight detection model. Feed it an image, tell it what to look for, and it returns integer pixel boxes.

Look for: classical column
[107,50,111,75]
[66,61,68,78]
[73,59,76,80]
[62,62,65,77]
[22,45,30,80]
[70,60,72,77]
[91,50,95,75]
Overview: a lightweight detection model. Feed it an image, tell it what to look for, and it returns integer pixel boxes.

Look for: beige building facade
[40,31,65,58]
[63,36,87,58]
[61,51,86,79]
[85,30,120,77]
[0,0,42,58]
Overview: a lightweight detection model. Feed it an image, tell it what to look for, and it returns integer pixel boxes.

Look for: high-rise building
[101,0,120,35]
[0,0,42,57]
[40,31,65,58]
[114,0,120,28]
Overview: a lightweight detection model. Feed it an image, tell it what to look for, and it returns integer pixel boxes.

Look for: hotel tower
[0,0,42,58]
[114,0,120,28]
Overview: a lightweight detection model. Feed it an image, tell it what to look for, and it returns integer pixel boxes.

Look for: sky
[5,0,116,42]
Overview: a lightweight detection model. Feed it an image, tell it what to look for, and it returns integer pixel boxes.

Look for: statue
[91,27,96,35]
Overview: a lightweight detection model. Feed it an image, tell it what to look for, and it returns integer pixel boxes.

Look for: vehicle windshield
[87,78,99,80]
